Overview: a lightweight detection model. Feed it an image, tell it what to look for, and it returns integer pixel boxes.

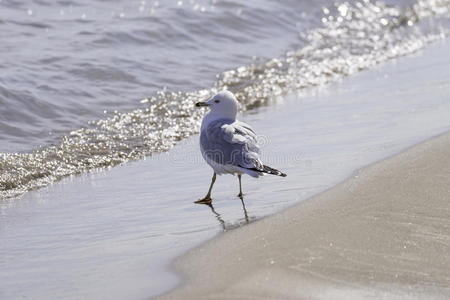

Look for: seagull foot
[195,197,212,204]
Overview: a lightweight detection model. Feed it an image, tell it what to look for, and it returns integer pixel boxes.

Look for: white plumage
[195,90,286,202]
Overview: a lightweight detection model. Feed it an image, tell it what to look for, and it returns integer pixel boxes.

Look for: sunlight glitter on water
[1,0,449,201]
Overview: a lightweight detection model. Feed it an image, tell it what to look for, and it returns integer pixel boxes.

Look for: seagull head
[196,90,238,119]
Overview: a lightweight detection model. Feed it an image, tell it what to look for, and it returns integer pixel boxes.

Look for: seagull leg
[237,174,243,198]
[195,173,216,204]
[240,196,249,224]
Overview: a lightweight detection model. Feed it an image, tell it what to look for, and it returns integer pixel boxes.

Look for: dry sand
[159,131,450,299]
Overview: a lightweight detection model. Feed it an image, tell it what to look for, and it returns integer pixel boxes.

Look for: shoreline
[157,38,450,299]
[158,128,450,300]
[2,38,450,299]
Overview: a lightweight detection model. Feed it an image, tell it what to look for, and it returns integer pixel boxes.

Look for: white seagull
[195,90,286,203]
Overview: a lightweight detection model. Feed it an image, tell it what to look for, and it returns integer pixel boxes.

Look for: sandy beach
[159,129,450,300]
[157,39,450,300]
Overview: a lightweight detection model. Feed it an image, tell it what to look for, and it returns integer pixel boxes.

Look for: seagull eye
[214,100,220,103]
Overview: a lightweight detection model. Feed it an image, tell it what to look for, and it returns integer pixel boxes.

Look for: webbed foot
[195,197,212,204]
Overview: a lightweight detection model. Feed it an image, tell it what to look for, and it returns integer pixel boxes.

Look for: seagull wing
[200,119,263,170]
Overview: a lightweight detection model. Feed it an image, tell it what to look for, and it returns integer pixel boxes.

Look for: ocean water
[1,0,450,299]
[1,0,449,200]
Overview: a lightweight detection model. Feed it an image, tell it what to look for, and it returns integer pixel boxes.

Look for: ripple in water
[1,0,449,201]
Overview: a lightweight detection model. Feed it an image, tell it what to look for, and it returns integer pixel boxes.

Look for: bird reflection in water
[197,196,250,231]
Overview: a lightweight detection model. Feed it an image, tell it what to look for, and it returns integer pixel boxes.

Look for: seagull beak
[195,102,209,107]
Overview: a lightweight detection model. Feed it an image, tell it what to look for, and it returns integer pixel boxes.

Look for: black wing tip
[262,165,287,177]
[239,165,287,177]
[275,171,287,177]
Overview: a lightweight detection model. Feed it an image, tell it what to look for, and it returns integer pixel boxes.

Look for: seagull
[195,90,286,203]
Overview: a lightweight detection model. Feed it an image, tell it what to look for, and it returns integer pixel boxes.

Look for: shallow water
[1,0,450,200]
[1,39,450,299]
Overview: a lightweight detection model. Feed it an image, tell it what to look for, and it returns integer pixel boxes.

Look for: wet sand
[159,128,450,300]
[157,38,450,300]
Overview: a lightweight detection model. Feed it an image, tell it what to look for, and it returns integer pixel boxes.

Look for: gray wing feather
[200,119,262,170]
